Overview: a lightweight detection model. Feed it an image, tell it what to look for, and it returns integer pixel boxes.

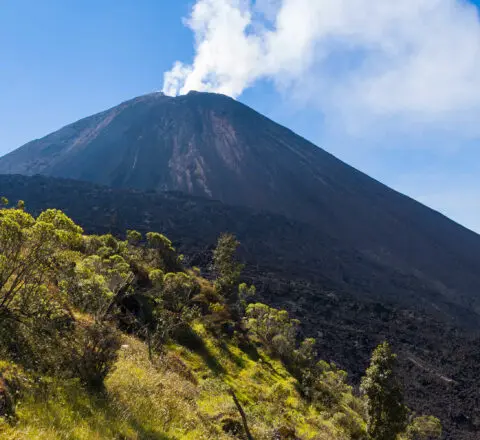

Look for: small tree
[404,416,442,440]
[213,233,243,304]
[149,272,200,350]
[293,337,317,374]
[161,272,200,313]
[65,320,121,389]
[301,360,350,409]
[146,232,180,272]
[245,303,299,358]
[0,208,83,318]
[126,229,142,246]
[361,342,408,440]
[66,254,133,316]
[236,282,256,314]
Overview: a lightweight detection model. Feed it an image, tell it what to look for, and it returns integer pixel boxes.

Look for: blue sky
[1,0,480,232]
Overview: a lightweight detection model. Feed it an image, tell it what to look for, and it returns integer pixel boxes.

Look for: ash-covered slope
[2,91,480,322]
[1,173,480,439]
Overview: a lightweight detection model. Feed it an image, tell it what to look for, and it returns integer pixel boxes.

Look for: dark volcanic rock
[0,174,480,439]
[1,92,480,325]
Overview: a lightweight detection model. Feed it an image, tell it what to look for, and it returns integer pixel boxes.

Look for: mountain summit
[2,91,480,323]
[0,90,351,224]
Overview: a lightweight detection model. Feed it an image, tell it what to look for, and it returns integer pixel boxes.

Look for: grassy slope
[0,320,365,440]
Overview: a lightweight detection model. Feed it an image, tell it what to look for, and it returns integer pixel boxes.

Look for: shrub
[302,360,350,409]
[147,273,201,350]
[213,233,243,304]
[65,320,121,389]
[404,415,442,440]
[0,361,30,419]
[126,229,142,245]
[0,374,13,418]
[332,411,366,440]
[146,232,180,272]
[0,208,81,319]
[245,303,298,358]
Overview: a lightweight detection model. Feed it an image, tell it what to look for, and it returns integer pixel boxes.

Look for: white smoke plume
[163,0,480,132]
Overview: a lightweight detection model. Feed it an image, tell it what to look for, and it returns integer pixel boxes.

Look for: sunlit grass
[1,322,365,439]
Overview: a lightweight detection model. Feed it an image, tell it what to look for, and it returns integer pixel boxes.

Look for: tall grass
[1,324,365,440]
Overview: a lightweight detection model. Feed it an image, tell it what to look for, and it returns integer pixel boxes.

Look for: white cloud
[163,0,480,135]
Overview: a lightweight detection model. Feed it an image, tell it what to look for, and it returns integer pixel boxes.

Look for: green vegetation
[360,342,408,440]
[0,203,441,439]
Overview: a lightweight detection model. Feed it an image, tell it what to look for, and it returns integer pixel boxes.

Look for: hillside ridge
[1,93,480,325]
[1,174,479,439]
[0,198,443,440]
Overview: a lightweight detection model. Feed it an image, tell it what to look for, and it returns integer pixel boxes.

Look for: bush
[0,208,81,320]
[0,305,75,376]
[0,375,13,418]
[332,411,366,439]
[302,360,351,410]
[66,254,133,316]
[147,272,201,350]
[146,232,181,272]
[0,361,30,419]
[65,320,121,389]
[245,303,298,359]
[404,416,442,440]
[213,233,243,304]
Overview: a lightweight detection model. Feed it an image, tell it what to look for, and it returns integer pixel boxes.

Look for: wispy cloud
[163,0,480,136]
[163,0,480,232]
